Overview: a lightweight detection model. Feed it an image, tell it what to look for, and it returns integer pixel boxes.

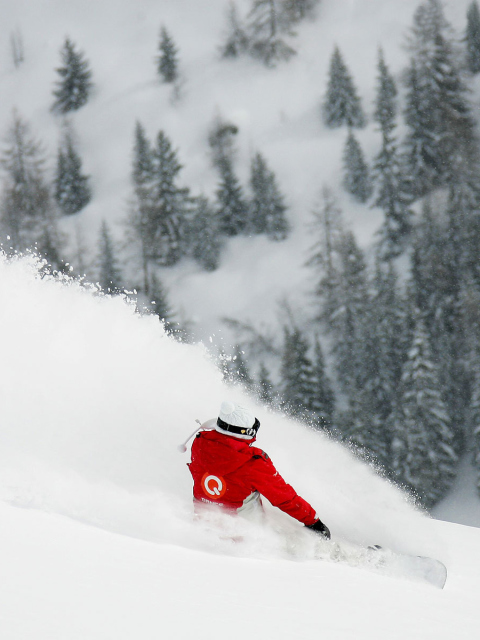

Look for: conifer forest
[2,0,480,511]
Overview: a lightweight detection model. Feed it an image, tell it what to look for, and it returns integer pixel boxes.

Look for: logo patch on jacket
[201,473,227,499]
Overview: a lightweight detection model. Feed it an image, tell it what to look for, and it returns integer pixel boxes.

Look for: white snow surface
[0,253,479,639]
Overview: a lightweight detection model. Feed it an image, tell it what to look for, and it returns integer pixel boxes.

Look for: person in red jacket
[186,401,330,539]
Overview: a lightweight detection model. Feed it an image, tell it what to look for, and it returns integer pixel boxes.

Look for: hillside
[0,253,479,639]
[0,0,473,335]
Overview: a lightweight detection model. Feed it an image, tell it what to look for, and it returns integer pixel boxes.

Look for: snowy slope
[0,254,479,639]
[1,501,479,640]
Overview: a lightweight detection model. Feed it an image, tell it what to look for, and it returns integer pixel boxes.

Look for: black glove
[305,519,331,540]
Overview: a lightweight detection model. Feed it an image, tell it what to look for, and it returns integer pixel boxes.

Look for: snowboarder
[183,401,331,538]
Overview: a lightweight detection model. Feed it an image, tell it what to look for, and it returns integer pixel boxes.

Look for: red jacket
[188,429,318,526]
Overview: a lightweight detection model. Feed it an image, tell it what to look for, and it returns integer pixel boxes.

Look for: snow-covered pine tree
[409,199,444,329]
[306,187,344,292]
[337,389,379,463]
[350,259,407,467]
[127,121,156,293]
[228,344,254,389]
[404,0,477,194]
[280,325,316,422]
[466,1,480,74]
[148,130,190,266]
[157,26,178,83]
[322,46,366,129]
[246,0,296,67]
[216,157,249,236]
[188,195,223,271]
[220,2,250,58]
[37,225,67,274]
[470,366,480,495]
[52,38,93,114]
[319,230,370,400]
[410,191,478,453]
[132,121,154,196]
[97,221,123,294]
[390,314,457,508]
[402,60,437,198]
[372,49,412,258]
[149,271,177,334]
[342,130,372,203]
[0,112,60,256]
[54,130,91,215]
[256,361,275,404]
[433,186,476,449]
[248,151,290,240]
[310,335,335,431]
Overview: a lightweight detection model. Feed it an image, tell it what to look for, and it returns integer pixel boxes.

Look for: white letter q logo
[201,473,226,499]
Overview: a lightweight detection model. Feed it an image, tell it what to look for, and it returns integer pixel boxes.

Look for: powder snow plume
[0,253,442,560]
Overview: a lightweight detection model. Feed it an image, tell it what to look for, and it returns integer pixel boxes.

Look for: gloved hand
[305,519,331,540]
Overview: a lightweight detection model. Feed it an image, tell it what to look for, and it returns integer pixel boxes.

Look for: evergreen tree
[372,49,412,258]
[351,259,407,466]
[320,230,370,399]
[257,361,275,404]
[342,130,372,203]
[229,344,254,388]
[0,112,60,256]
[221,2,250,58]
[470,368,480,494]
[132,121,154,194]
[149,271,177,334]
[310,335,335,430]
[390,314,457,508]
[322,46,366,129]
[216,157,249,236]
[466,1,480,74]
[128,121,155,293]
[37,225,67,274]
[188,195,223,271]
[157,26,178,83]
[338,389,377,461]
[247,0,296,67]
[409,201,438,311]
[127,126,190,272]
[404,0,478,194]
[402,60,438,197]
[280,325,316,422]
[54,130,91,215]
[52,38,93,114]
[410,195,474,452]
[248,151,290,239]
[97,221,122,294]
[149,130,190,266]
[306,187,344,292]
[373,48,397,131]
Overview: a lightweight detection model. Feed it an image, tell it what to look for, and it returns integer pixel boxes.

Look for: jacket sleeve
[247,452,318,526]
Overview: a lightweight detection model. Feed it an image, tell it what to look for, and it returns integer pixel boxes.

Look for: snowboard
[312,538,447,589]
